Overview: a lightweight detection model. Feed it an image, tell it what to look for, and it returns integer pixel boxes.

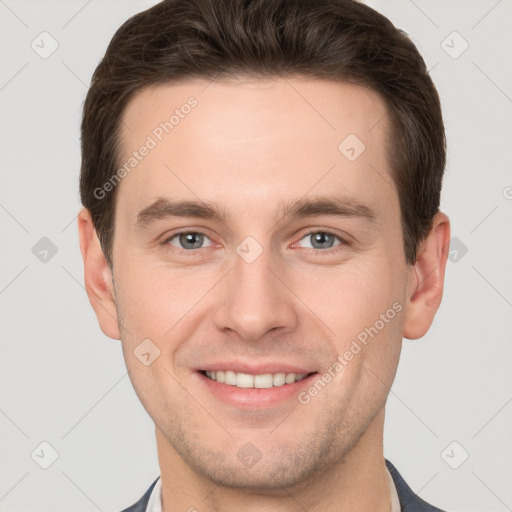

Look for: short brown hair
[79,0,445,268]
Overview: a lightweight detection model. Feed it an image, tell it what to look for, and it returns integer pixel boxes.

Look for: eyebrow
[133,195,377,230]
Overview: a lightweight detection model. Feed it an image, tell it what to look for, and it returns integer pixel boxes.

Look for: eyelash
[161,229,350,256]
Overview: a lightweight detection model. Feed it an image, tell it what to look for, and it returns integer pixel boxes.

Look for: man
[77,0,450,510]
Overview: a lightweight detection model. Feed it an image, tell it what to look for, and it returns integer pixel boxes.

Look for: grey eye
[168,232,212,250]
[299,232,341,250]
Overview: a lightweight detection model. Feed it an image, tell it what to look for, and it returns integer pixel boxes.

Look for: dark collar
[385,459,446,511]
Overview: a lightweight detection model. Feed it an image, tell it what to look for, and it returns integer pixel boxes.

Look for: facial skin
[78,77,450,511]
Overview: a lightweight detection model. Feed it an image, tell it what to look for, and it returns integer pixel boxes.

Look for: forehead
[115,77,395,227]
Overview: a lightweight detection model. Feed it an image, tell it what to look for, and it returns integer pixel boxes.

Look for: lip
[195,370,319,408]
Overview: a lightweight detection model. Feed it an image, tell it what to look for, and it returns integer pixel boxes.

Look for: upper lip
[196,360,317,375]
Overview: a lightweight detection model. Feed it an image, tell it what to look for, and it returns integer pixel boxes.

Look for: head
[78,0,450,491]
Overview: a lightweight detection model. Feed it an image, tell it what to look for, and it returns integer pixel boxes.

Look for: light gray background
[1,1,511,511]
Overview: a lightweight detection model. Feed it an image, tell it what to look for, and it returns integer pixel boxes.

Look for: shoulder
[116,476,160,512]
[385,459,448,512]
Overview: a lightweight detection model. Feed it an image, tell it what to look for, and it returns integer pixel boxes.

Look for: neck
[156,407,391,512]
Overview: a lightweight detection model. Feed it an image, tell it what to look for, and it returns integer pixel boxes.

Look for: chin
[175,434,342,493]
[196,457,317,492]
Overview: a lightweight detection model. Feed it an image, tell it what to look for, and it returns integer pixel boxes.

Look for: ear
[77,207,121,340]
[403,212,451,340]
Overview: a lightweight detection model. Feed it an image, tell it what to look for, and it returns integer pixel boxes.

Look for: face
[96,78,414,489]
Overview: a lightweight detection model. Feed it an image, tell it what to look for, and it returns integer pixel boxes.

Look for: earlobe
[403,212,451,340]
[77,207,121,340]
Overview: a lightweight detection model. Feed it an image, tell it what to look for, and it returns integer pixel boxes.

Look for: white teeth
[236,372,254,388]
[254,373,273,388]
[285,373,296,384]
[224,370,237,385]
[273,373,286,386]
[203,370,311,388]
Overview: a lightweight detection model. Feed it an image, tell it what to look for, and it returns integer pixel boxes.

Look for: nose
[213,245,298,342]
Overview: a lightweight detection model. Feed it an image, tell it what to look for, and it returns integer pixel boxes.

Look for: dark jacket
[119,458,447,511]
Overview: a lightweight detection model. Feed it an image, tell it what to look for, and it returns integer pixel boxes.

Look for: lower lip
[196,371,318,408]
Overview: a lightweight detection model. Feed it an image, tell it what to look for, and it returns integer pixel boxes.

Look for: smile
[201,370,315,388]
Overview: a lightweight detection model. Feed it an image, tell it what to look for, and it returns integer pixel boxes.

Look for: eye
[295,230,347,251]
[161,229,349,255]
[164,231,213,251]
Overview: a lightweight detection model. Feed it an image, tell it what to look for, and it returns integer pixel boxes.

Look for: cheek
[121,353,186,433]
[114,260,210,340]
[291,255,405,337]
[293,255,406,390]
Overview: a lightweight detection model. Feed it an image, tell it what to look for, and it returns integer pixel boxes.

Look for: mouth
[200,369,317,389]
[196,368,319,408]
